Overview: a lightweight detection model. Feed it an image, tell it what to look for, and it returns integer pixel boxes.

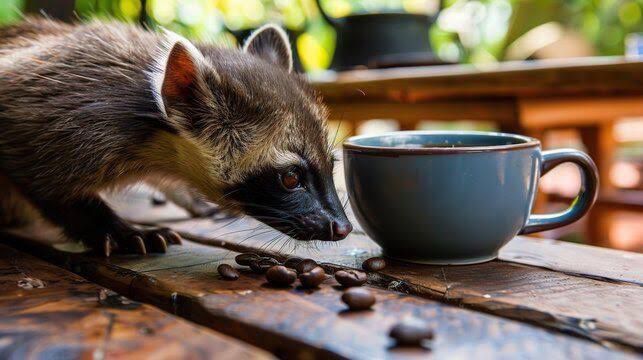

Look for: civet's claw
[131,235,147,255]
[166,230,183,245]
[149,233,167,253]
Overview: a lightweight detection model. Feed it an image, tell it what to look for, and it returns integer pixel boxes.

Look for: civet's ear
[243,24,293,72]
[156,30,206,114]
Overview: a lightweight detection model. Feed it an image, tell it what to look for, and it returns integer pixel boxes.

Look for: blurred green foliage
[569,0,643,55]
[3,0,641,71]
[0,0,25,23]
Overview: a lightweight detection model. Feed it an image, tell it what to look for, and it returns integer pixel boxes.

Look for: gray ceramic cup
[343,131,599,265]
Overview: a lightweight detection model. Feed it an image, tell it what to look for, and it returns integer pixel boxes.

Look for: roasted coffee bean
[296,259,318,274]
[362,257,386,272]
[283,256,304,269]
[235,253,260,266]
[341,287,376,310]
[265,265,297,287]
[298,266,326,288]
[249,257,280,274]
[335,270,367,287]
[389,318,434,346]
[217,264,239,280]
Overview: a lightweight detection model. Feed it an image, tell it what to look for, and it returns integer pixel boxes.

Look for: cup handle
[520,149,599,235]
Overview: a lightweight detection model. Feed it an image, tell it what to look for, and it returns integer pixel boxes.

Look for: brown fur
[0,17,345,251]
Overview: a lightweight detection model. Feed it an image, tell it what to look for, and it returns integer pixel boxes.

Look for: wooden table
[312,57,643,132]
[1,189,641,359]
[0,243,272,359]
[312,57,643,247]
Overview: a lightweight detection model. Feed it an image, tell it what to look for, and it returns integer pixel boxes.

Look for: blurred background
[1,0,640,69]
[2,0,642,251]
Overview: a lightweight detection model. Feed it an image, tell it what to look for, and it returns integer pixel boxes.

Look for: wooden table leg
[580,123,615,246]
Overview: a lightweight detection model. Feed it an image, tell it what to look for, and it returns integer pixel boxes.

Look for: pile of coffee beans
[389,318,434,347]
[341,287,375,310]
[225,252,377,296]
[222,252,435,349]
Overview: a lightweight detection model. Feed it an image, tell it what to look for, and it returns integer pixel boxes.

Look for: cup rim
[343,130,540,154]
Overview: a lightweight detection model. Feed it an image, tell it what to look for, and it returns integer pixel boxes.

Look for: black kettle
[316,0,444,70]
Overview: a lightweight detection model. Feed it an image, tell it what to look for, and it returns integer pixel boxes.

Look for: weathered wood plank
[107,188,643,286]
[2,235,631,360]
[155,217,643,351]
[0,243,273,360]
[159,216,643,286]
[501,237,643,285]
[105,190,643,350]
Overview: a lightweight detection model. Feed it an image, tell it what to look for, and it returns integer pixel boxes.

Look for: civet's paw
[94,227,182,257]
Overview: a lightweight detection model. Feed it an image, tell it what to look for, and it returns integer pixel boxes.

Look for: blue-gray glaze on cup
[343,131,598,265]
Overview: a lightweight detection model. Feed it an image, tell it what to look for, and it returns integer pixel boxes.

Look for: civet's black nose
[332,220,353,241]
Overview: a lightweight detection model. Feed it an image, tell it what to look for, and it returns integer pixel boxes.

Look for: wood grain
[155,217,643,351]
[500,236,643,284]
[2,235,632,359]
[0,243,273,360]
[157,211,643,287]
[106,191,643,351]
[108,188,643,285]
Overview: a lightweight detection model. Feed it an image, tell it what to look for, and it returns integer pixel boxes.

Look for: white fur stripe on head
[148,28,208,116]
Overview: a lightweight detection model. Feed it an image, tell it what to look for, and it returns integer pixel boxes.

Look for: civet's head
[152,25,352,241]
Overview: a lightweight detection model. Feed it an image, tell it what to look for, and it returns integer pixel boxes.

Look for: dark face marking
[160,28,350,241]
[227,161,352,241]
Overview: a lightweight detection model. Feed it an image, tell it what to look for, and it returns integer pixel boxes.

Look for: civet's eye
[280,169,301,190]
